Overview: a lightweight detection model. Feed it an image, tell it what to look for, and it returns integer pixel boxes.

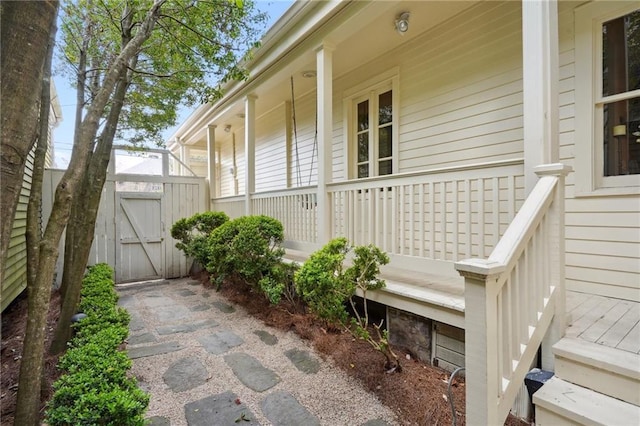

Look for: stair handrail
[455,163,571,425]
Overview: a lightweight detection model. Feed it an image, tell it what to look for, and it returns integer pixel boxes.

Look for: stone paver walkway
[118,278,398,426]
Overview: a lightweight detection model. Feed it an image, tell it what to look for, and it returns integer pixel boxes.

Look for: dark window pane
[379,159,392,176]
[379,126,392,158]
[603,10,640,97]
[357,100,369,131]
[379,90,392,125]
[358,164,369,178]
[603,98,640,176]
[358,133,369,162]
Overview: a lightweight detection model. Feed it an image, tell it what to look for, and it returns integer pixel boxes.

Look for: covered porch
[167,1,607,424]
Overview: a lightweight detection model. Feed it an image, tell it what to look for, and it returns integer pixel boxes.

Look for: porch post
[207,124,217,203]
[455,260,505,426]
[316,42,334,245]
[244,94,257,216]
[522,0,559,194]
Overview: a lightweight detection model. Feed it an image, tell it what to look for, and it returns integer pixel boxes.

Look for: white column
[207,124,217,203]
[316,42,334,245]
[522,0,559,194]
[244,94,257,216]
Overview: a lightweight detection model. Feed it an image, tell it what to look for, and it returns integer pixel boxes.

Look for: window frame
[575,1,640,196]
[343,68,399,180]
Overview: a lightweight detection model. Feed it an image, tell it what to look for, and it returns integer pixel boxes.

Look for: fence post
[454,259,505,426]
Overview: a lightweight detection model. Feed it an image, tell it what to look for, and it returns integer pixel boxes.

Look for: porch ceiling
[182,0,480,149]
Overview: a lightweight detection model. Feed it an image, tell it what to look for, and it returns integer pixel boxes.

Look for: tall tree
[50,0,265,354]
[0,1,59,286]
[14,2,169,423]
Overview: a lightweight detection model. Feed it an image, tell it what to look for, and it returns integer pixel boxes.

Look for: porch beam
[207,124,217,203]
[244,94,257,215]
[522,0,559,194]
[316,42,334,245]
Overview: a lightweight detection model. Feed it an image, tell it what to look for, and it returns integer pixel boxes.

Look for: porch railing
[211,195,245,219]
[328,159,524,262]
[454,163,570,425]
[251,187,318,246]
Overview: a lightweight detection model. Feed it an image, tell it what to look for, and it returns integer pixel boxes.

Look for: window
[575,3,640,195]
[344,69,398,179]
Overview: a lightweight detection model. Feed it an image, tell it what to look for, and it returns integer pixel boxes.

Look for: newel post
[454,259,506,426]
[534,163,571,369]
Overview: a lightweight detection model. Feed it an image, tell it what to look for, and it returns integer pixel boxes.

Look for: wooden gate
[115,193,164,283]
[43,149,207,286]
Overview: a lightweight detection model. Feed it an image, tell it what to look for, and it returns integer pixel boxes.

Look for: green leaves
[206,215,285,289]
[171,211,229,265]
[46,264,149,425]
[58,0,268,146]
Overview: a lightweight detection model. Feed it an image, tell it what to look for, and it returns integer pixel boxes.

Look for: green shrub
[206,215,285,289]
[171,211,229,265]
[259,261,300,306]
[46,264,149,425]
[295,238,400,372]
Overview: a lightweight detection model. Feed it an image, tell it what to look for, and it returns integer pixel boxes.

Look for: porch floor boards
[565,290,640,355]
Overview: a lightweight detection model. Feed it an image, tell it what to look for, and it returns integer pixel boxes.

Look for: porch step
[533,376,640,426]
[553,337,640,405]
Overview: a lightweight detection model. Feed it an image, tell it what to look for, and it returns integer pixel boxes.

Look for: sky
[52,0,294,169]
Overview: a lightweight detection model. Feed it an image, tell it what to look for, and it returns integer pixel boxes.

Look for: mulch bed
[204,273,528,426]
[1,290,62,426]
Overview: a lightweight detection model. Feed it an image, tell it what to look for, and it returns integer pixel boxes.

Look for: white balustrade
[455,163,570,426]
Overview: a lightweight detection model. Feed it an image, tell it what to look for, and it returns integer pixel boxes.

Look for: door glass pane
[357,100,369,131]
[358,133,369,163]
[358,164,369,178]
[379,126,392,159]
[603,98,640,176]
[602,10,640,97]
[379,91,392,125]
[378,159,392,176]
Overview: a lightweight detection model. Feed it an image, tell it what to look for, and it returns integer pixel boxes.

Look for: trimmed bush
[46,264,149,426]
[295,238,400,372]
[171,211,229,265]
[206,215,285,290]
[259,261,300,306]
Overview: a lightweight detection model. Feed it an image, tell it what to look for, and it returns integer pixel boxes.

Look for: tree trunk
[13,4,59,424]
[51,10,137,354]
[51,71,130,354]
[0,0,58,291]
[15,2,166,422]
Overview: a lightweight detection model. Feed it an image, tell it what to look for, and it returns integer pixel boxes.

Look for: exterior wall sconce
[224,124,232,133]
[395,12,410,35]
[302,70,316,78]
[613,124,626,137]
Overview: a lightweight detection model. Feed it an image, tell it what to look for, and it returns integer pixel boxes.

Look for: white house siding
[287,91,318,188]
[559,2,640,302]
[255,104,288,192]
[329,1,524,179]
[218,128,245,197]
[2,149,35,311]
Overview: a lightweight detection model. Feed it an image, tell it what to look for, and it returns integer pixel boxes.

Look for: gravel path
[118,278,398,426]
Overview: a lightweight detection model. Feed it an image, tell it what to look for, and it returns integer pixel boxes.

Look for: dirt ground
[1,277,529,425]
[1,290,62,426]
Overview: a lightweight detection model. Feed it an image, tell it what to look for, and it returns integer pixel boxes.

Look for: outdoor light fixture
[224,124,232,133]
[395,12,410,35]
[302,70,317,78]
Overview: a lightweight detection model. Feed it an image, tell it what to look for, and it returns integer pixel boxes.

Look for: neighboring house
[168,1,639,424]
[2,81,62,311]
